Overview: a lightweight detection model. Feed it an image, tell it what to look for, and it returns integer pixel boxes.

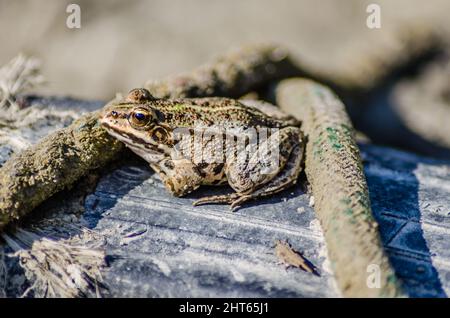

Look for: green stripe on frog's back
[152,98,297,129]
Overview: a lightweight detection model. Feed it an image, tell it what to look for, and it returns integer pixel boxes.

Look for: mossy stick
[145,43,303,99]
[275,78,405,297]
[0,111,125,230]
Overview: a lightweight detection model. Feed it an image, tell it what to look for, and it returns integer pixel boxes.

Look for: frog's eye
[128,108,153,128]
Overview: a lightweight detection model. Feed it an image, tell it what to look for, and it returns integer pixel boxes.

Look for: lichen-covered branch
[275,78,405,297]
[0,111,125,231]
[145,43,304,98]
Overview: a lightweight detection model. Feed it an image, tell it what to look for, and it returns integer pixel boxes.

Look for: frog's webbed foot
[229,195,253,211]
[192,193,251,211]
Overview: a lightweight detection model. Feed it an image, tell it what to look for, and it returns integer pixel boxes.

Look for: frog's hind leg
[193,141,304,211]
[226,126,301,195]
[194,127,304,211]
[230,142,304,211]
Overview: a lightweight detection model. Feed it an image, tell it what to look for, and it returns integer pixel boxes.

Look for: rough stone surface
[361,144,450,297]
[84,163,334,297]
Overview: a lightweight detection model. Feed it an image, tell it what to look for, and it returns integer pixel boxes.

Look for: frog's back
[152,97,299,129]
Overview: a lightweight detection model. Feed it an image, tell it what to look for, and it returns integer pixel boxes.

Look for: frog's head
[100,88,174,161]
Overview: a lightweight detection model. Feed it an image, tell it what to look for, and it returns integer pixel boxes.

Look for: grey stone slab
[82,162,335,298]
[361,144,450,297]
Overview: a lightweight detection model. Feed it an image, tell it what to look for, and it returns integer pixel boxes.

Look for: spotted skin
[100,88,305,211]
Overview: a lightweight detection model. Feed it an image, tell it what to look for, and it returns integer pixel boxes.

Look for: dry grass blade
[0,54,44,111]
[0,54,47,153]
[1,227,106,298]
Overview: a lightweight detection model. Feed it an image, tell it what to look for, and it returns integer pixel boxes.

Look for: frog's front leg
[194,127,303,210]
[151,158,203,197]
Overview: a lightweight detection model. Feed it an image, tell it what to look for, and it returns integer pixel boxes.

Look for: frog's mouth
[101,121,164,156]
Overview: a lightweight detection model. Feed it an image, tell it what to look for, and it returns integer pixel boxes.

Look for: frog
[100,88,305,211]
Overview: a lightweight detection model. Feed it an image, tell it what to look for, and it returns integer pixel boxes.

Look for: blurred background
[1,0,449,159]
[1,0,449,100]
